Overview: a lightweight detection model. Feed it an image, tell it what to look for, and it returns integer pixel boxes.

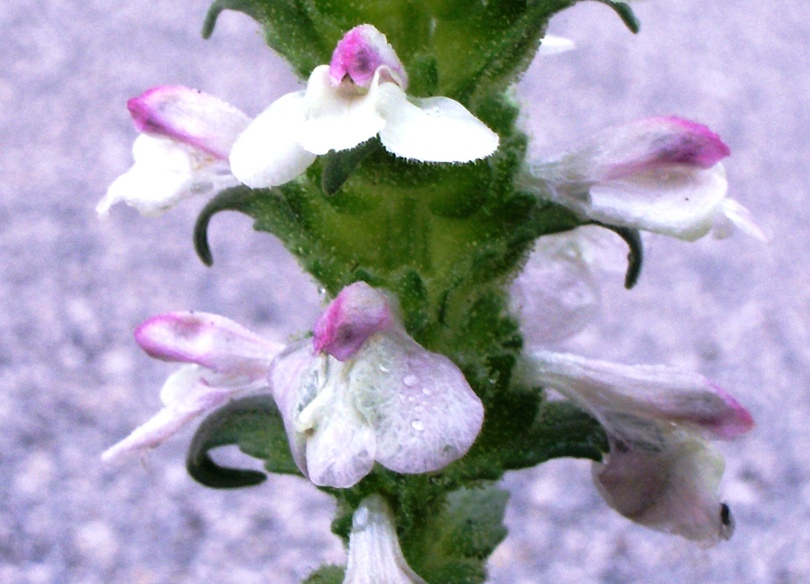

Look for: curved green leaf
[186,395,300,489]
[593,223,644,289]
[594,0,640,33]
[193,186,261,266]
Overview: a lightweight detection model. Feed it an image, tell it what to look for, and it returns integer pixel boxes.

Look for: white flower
[103,283,483,486]
[343,495,427,584]
[229,24,500,189]
[510,226,625,345]
[98,86,250,216]
[520,117,766,241]
[270,282,485,488]
[524,350,754,544]
[537,34,575,56]
[102,312,282,462]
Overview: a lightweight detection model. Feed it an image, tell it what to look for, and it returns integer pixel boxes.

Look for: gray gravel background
[2,1,808,582]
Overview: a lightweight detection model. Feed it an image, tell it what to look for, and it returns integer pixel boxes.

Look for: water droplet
[421,388,432,396]
[403,375,419,387]
[411,420,424,431]
[379,364,390,373]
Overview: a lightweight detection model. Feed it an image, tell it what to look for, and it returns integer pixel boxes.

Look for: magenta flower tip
[313,282,394,361]
[655,116,731,168]
[329,24,406,88]
[706,382,756,439]
[126,86,185,135]
[134,312,194,361]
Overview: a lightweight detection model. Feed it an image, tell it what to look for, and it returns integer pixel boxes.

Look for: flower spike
[98,86,250,216]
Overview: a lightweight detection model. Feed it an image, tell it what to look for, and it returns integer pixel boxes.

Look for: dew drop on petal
[411,420,424,431]
[403,375,419,387]
[421,388,432,396]
[379,364,390,373]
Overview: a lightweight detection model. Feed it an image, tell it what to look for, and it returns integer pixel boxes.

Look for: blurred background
[2,1,808,582]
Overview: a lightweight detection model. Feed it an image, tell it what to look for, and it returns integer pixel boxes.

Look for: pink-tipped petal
[127,86,250,160]
[594,117,730,181]
[526,350,751,544]
[329,24,407,88]
[135,312,282,377]
[527,351,754,440]
[313,282,395,361]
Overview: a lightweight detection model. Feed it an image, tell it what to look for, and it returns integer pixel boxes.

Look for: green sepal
[593,223,644,289]
[301,565,345,584]
[409,484,509,584]
[186,395,301,489]
[446,394,607,484]
[321,139,382,196]
[193,185,259,266]
[594,0,640,34]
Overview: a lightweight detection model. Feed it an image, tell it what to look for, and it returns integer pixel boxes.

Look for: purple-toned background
[2,1,808,582]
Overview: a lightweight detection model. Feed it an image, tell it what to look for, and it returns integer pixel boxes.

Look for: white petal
[270,345,376,488]
[98,135,233,216]
[348,331,484,474]
[229,91,316,188]
[102,365,233,462]
[302,381,376,488]
[537,35,575,56]
[268,341,316,476]
[593,429,733,544]
[344,495,427,584]
[510,230,601,345]
[586,163,729,240]
[298,66,386,155]
[377,87,499,162]
[713,198,768,241]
